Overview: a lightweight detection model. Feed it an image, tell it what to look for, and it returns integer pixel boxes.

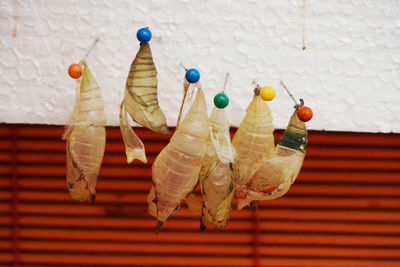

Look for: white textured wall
[1,0,399,132]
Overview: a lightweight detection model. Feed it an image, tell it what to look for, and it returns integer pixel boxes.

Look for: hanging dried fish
[237,107,307,209]
[120,28,169,163]
[147,84,209,231]
[232,87,275,200]
[63,61,106,204]
[198,104,236,230]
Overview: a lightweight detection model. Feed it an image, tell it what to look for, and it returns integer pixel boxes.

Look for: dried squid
[232,87,275,201]
[63,61,106,204]
[237,106,308,209]
[120,38,169,163]
[147,84,209,230]
[198,104,236,230]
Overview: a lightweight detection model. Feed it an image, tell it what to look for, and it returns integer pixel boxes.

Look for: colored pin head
[297,106,313,122]
[214,92,229,109]
[185,68,200,83]
[260,86,275,101]
[68,63,82,79]
[137,27,152,43]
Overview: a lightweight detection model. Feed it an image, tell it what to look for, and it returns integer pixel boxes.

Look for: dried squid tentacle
[123,42,169,134]
[232,90,274,188]
[64,62,106,204]
[199,107,236,229]
[147,85,209,230]
[237,110,307,209]
[119,101,147,164]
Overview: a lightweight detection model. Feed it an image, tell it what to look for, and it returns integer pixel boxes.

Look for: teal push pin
[214,93,229,109]
[213,73,230,109]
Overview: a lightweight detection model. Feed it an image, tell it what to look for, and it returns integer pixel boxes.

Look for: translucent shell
[232,92,275,187]
[124,42,168,134]
[237,110,307,209]
[120,42,169,163]
[63,62,106,204]
[209,107,235,164]
[147,85,209,227]
[119,102,147,164]
[198,107,236,229]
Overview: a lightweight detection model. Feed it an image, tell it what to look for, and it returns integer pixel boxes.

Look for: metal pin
[280,81,298,105]
[280,81,304,108]
[82,37,100,61]
[252,80,260,89]
[222,73,230,92]
[180,63,188,71]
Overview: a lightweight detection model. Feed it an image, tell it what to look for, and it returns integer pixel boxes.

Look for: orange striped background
[1,124,400,267]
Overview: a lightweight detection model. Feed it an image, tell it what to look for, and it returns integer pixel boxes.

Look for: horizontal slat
[2,144,399,164]
[16,228,400,250]
[9,242,400,262]
[4,190,400,209]
[15,215,400,235]
[2,202,399,223]
[258,258,400,267]
[13,178,400,199]
[19,241,253,255]
[19,228,253,244]
[1,124,400,267]
[298,171,400,184]
[17,254,252,266]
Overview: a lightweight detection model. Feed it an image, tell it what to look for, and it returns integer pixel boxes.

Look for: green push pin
[213,73,230,109]
[214,93,229,109]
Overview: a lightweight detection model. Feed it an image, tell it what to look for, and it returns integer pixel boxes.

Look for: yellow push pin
[260,86,275,101]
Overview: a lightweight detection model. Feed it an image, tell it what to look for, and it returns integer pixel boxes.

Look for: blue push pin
[137,27,152,43]
[185,68,200,83]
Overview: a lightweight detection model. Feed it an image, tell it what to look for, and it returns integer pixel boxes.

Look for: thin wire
[280,81,298,105]
[222,73,230,92]
[179,63,187,71]
[252,80,260,89]
[82,37,100,61]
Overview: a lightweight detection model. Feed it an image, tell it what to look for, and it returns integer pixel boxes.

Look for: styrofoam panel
[0,0,399,132]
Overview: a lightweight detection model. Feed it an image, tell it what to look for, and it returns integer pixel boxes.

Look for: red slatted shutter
[1,124,400,267]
